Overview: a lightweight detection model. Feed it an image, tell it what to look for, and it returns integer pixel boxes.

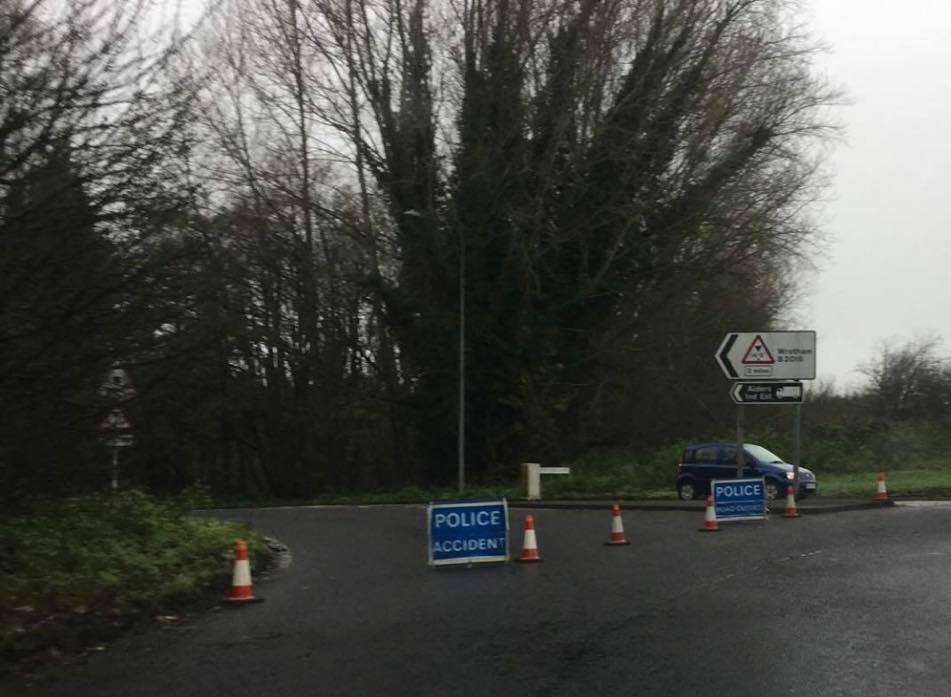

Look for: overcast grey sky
[804,0,951,391]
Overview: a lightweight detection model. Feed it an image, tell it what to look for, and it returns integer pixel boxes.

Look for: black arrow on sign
[718,333,738,378]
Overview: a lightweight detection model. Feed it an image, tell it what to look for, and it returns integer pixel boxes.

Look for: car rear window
[695,446,718,463]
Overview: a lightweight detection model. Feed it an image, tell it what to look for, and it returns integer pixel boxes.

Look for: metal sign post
[458,229,466,495]
[792,403,801,488]
[111,447,120,490]
[99,368,136,490]
[716,332,815,495]
[103,430,135,490]
[736,405,744,479]
[103,432,134,489]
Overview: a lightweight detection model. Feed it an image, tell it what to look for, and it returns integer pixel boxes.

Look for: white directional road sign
[716,331,816,380]
[104,434,135,448]
[730,381,804,405]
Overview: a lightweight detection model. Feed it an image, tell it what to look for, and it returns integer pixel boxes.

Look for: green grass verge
[187,433,951,508]
[0,490,266,675]
[536,465,951,501]
[281,465,951,505]
[310,485,523,505]
[817,470,951,498]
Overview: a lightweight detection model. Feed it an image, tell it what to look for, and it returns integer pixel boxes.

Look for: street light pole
[458,228,466,495]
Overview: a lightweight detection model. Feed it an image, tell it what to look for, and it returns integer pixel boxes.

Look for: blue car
[675,442,817,501]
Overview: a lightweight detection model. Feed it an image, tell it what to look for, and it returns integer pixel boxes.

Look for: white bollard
[522,463,541,500]
[521,463,571,500]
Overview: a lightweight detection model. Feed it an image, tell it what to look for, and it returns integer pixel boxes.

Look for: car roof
[685,442,760,449]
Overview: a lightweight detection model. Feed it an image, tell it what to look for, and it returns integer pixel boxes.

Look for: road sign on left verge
[99,367,136,401]
[99,407,132,432]
[104,434,135,448]
[428,499,509,567]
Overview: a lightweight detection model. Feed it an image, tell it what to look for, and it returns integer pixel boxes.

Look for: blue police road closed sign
[428,500,509,566]
[712,478,767,521]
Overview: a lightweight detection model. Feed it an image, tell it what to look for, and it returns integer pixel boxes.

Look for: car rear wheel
[677,481,697,501]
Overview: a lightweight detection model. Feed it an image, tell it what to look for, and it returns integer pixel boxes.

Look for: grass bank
[0,490,267,676]
[263,443,951,504]
[190,420,951,507]
[539,447,951,500]
[816,470,951,498]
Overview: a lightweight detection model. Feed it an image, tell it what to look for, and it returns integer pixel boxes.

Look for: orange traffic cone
[699,495,720,532]
[783,485,800,518]
[873,472,890,502]
[517,515,543,562]
[224,540,262,604]
[604,503,631,546]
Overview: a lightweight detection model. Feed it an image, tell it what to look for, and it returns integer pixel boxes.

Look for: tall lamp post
[457,225,466,494]
[403,208,466,494]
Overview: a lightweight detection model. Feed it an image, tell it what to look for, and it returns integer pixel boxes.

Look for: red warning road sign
[715,331,816,380]
[99,408,133,432]
[741,335,775,365]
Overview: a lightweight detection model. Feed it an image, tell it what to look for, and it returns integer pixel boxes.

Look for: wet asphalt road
[12,502,951,697]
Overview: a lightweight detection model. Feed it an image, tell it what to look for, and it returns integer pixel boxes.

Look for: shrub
[0,490,265,671]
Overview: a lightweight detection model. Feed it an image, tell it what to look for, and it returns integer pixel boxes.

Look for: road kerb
[509,499,896,515]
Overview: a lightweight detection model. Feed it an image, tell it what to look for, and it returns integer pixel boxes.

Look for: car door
[726,446,771,490]
[691,445,720,493]
[735,446,762,479]
[718,445,749,480]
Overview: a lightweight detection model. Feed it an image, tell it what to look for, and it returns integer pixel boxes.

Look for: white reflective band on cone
[232,559,252,587]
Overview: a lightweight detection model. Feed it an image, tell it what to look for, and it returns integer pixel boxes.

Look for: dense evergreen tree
[1,0,845,499]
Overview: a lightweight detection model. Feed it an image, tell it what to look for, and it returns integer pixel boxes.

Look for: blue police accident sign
[712,478,767,521]
[428,499,509,566]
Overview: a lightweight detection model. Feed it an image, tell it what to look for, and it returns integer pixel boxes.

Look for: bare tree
[861,337,950,419]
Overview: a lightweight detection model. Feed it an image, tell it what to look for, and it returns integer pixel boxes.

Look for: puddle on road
[775,549,824,563]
